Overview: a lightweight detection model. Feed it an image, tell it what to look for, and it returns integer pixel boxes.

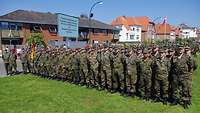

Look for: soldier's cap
[142,49,149,54]
[178,45,184,48]
[159,49,165,53]
[185,46,191,51]
[168,49,174,52]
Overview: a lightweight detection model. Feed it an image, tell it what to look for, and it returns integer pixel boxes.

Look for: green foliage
[143,38,151,45]
[0,55,200,113]
[27,33,45,46]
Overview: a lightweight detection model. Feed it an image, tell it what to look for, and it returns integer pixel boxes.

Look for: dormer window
[31,25,41,32]
[34,26,41,31]
[49,26,57,33]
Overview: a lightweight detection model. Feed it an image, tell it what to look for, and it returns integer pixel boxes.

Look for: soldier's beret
[143,49,148,54]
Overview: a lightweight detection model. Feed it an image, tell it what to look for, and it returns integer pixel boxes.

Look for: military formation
[2,42,199,109]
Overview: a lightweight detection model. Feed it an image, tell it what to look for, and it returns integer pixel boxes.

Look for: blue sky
[0,0,200,27]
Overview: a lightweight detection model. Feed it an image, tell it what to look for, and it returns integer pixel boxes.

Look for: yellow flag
[31,44,36,61]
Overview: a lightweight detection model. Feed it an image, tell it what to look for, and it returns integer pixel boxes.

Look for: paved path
[0,58,22,77]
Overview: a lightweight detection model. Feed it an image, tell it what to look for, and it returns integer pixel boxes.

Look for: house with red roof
[154,22,181,41]
[111,16,155,42]
[111,16,142,42]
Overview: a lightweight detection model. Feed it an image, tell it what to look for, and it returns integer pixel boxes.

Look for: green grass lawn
[0,55,200,113]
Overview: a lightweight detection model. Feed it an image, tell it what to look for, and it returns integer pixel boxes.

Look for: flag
[31,43,36,61]
[162,16,167,24]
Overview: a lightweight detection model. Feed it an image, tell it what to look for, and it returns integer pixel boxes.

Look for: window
[93,29,99,35]
[49,26,57,33]
[136,35,140,39]
[30,25,41,32]
[34,26,41,31]
[130,35,135,39]
[17,26,22,30]
[10,24,17,30]
[102,29,108,36]
[116,25,122,30]
[0,22,9,29]
[126,33,129,40]
[136,28,140,32]
[132,27,135,31]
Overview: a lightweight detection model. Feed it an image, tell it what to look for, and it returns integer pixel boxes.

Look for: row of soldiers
[2,48,18,75]
[18,45,198,109]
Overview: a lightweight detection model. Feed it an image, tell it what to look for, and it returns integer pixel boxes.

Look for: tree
[27,33,45,60]
[27,33,45,46]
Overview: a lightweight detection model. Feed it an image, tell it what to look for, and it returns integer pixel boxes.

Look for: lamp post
[88,1,103,44]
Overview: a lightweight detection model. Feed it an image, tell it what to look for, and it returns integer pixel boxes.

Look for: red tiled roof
[155,23,171,34]
[111,16,131,30]
[197,29,200,34]
[171,25,180,35]
[111,16,151,31]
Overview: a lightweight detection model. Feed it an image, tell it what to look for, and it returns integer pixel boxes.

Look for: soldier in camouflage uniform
[121,48,128,94]
[184,47,197,107]
[138,49,153,100]
[172,46,195,108]
[9,50,17,75]
[88,49,98,87]
[102,48,111,90]
[154,49,170,104]
[79,49,87,86]
[112,48,123,92]
[96,48,103,90]
[2,49,10,75]
[126,49,137,96]
[20,49,28,74]
[71,50,81,84]
[135,48,143,96]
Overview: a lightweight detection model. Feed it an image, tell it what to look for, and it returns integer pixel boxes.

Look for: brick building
[0,10,118,48]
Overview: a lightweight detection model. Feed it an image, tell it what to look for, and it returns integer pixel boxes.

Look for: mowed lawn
[0,55,200,113]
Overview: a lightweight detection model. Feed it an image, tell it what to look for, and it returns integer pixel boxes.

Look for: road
[0,58,22,77]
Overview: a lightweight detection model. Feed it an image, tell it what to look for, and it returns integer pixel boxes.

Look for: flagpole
[165,21,166,39]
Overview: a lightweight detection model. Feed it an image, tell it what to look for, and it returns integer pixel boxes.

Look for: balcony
[1,30,24,38]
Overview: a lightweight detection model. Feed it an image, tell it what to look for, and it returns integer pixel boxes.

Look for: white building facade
[180,28,197,39]
[179,24,197,39]
[116,25,142,42]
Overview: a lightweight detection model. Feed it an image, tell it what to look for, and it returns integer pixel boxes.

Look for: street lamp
[88,1,103,44]
[89,1,103,18]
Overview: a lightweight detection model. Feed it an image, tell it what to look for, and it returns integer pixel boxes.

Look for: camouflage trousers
[171,74,192,103]
[86,67,97,87]
[21,62,28,73]
[154,76,168,99]
[138,73,152,98]
[126,68,137,94]
[9,61,17,73]
[113,69,122,91]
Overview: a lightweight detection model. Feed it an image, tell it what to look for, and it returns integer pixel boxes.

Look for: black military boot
[162,97,168,105]
[183,101,189,109]
[171,97,178,105]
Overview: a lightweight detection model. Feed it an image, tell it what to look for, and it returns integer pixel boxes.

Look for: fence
[48,40,87,48]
